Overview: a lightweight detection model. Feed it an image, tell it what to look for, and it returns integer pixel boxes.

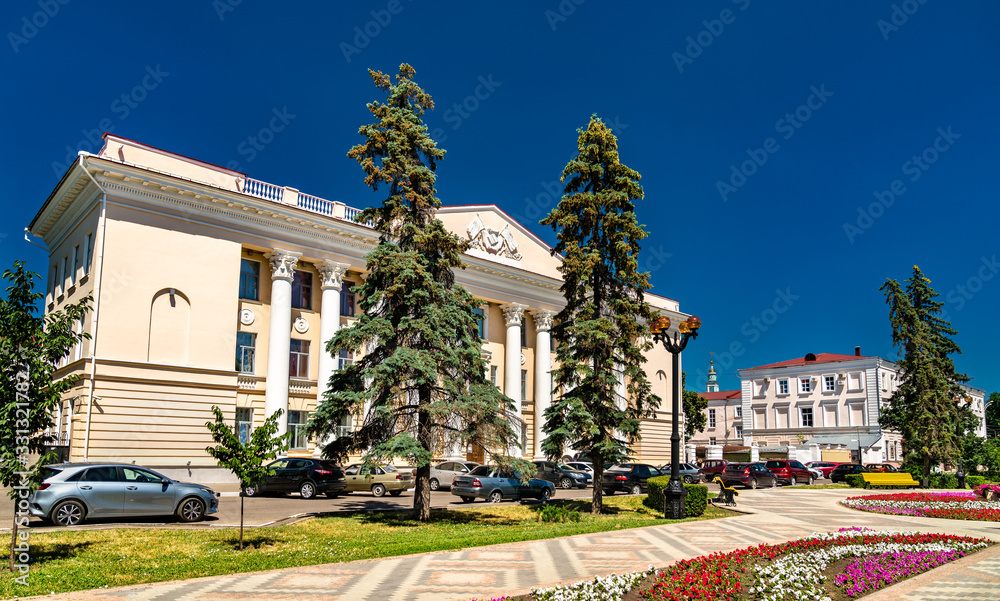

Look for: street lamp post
[650,314,702,519]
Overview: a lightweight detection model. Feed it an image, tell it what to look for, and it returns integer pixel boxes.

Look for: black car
[829,463,869,483]
[723,462,778,489]
[532,460,591,489]
[602,463,663,495]
[242,458,346,499]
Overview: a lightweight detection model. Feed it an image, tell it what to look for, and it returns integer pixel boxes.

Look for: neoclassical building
[29,134,688,482]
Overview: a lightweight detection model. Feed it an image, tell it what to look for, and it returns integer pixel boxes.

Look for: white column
[501,303,526,457]
[532,310,555,460]
[314,260,350,456]
[264,249,301,439]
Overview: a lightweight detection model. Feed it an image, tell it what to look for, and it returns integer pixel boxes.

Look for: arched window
[148,288,190,364]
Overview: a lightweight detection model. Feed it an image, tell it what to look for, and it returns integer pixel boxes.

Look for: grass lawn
[2,496,737,598]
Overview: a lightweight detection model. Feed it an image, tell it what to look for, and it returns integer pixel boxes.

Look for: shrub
[938,473,959,489]
[846,474,866,488]
[967,475,986,488]
[643,476,708,517]
[536,504,582,523]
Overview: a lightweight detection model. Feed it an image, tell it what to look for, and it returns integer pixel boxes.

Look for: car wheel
[770,478,777,488]
[683,475,694,484]
[790,476,797,486]
[808,476,815,486]
[371,484,387,497]
[177,497,206,522]
[630,484,642,495]
[461,496,474,503]
[559,477,573,489]
[299,481,316,499]
[242,485,259,497]
[749,478,758,490]
[429,478,440,491]
[389,490,403,497]
[51,500,86,527]
[540,488,552,501]
[488,490,503,503]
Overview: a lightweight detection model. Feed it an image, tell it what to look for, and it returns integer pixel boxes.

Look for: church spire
[707,352,719,392]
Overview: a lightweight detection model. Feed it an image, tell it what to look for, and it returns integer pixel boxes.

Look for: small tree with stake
[205,406,288,550]
[1,262,90,574]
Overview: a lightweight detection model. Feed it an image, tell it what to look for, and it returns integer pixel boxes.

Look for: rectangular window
[50,265,58,301]
[61,256,68,292]
[521,369,527,400]
[236,332,256,373]
[735,406,742,418]
[472,307,485,339]
[800,407,814,427]
[735,425,743,439]
[521,323,527,348]
[71,246,79,286]
[288,410,309,449]
[708,408,717,428]
[292,271,312,310]
[799,378,812,393]
[84,232,93,275]
[340,289,356,317]
[239,259,260,301]
[490,365,498,385]
[236,407,252,444]
[823,374,836,392]
[338,349,353,370]
[289,339,310,378]
[709,437,717,445]
[778,379,789,395]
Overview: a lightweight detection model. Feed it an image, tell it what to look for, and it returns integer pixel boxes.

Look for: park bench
[713,476,739,506]
[861,472,919,488]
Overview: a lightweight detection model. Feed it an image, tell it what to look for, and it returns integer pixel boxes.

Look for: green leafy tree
[1,261,90,572]
[540,115,658,515]
[205,406,288,549]
[682,372,707,439]
[308,64,527,521]
[985,391,1000,437]
[880,266,971,486]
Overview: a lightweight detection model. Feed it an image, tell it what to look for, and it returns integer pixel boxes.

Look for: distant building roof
[746,353,873,371]
[802,433,882,448]
[699,390,741,401]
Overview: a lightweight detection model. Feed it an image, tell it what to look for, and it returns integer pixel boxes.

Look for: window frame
[289,339,311,378]
[472,307,485,339]
[236,407,253,444]
[777,378,790,395]
[822,374,836,392]
[287,410,310,450]
[799,377,813,393]
[236,332,256,374]
[708,408,717,429]
[800,406,814,428]
[337,349,353,370]
[291,270,313,310]
[239,259,261,301]
[71,245,79,286]
[340,288,356,317]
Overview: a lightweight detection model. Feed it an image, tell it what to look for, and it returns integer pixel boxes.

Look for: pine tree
[880,265,970,485]
[682,372,708,438]
[540,115,658,515]
[308,64,526,521]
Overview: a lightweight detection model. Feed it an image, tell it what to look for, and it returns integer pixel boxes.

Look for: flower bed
[842,491,1000,521]
[477,529,990,601]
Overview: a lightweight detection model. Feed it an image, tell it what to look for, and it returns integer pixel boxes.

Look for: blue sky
[2,2,997,396]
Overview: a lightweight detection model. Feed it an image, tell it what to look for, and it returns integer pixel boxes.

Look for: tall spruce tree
[307,64,526,521]
[541,115,658,515]
[880,265,971,485]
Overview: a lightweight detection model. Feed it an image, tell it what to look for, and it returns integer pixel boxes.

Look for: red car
[764,460,815,485]
[806,461,842,478]
[865,463,899,473]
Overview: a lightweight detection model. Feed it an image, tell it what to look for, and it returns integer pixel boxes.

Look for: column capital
[264,249,301,281]
[315,260,351,290]
[501,303,527,327]
[532,309,556,332]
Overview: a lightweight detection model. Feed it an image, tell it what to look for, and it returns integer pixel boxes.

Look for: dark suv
[602,463,662,495]
[242,458,346,499]
[723,462,778,489]
[830,463,869,483]
[764,460,814,486]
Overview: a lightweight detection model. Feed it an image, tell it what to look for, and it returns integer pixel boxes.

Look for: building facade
[686,360,743,448]
[737,349,985,464]
[29,134,688,482]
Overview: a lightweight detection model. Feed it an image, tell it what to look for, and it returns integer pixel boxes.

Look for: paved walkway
[25,488,1000,600]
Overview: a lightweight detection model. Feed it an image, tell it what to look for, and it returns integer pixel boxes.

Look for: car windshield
[383,465,397,472]
[469,465,492,476]
[557,464,575,471]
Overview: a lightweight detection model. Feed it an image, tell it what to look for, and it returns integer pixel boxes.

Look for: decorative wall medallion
[467,215,522,260]
[520,352,526,365]
[239,308,255,325]
[293,316,309,333]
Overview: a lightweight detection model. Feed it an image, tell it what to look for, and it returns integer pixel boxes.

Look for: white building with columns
[29,134,688,482]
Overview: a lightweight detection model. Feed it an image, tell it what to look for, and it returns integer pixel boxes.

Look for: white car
[565,461,594,475]
[428,461,481,491]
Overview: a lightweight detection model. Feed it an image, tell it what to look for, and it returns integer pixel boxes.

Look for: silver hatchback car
[29,463,220,527]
